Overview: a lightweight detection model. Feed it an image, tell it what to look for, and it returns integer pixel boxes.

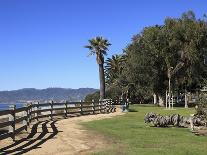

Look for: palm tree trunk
[99,64,105,100]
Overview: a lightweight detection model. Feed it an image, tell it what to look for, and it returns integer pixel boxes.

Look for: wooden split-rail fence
[0,99,116,141]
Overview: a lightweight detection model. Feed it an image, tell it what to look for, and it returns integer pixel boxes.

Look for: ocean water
[0,103,24,111]
[0,103,75,111]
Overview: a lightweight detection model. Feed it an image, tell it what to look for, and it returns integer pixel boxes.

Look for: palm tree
[105,54,126,85]
[105,55,122,84]
[85,36,111,100]
[105,54,134,99]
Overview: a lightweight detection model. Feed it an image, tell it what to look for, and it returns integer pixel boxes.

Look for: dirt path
[0,110,124,155]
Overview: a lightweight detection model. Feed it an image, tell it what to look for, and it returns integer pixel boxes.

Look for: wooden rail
[0,99,116,141]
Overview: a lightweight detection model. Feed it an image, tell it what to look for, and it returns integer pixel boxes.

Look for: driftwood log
[144,112,207,129]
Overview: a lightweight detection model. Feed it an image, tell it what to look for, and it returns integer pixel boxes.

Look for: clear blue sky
[0,0,206,91]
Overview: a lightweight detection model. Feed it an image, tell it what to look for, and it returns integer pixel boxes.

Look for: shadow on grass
[128,108,138,112]
[132,104,156,107]
[0,119,62,155]
[147,124,188,129]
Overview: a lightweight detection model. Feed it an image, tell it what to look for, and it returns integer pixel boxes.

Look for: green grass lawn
[82,105,207,155]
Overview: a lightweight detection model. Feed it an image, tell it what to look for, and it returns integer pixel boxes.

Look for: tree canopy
[85,11,207,105]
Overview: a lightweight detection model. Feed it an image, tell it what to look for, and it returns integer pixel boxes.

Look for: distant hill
[0,88,98,103]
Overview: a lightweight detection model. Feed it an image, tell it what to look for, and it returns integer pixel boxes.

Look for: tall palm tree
[85,36,111,100]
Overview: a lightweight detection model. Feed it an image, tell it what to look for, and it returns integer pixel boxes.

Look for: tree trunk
[158,95,165,107]
[168,77,171,109]
[184,90,188,108]
[165,90,168,108]
[171,93,174,109]
[153,93,157,104]
[99,64,105,100]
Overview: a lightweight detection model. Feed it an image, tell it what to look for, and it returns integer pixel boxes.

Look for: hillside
[0,88,98,103]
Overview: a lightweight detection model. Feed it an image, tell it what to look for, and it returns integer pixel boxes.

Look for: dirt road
[0,111,124,155]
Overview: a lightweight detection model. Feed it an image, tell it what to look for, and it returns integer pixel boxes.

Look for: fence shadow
[0,130,8,135]
[0,120,61,155]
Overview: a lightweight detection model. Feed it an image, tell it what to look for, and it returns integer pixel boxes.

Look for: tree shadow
[128,108,138,112]
[0,120,62,155]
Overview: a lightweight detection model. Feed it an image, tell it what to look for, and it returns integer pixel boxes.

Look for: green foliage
[84,91,100,101]
[196,94,207,118]
[85,36,111,65]
[84,85,122,101]
[105,85,122,99]
[105,54,126,86]
[104,54,129,100]
[163,11,207,92]
[111,10,207,102]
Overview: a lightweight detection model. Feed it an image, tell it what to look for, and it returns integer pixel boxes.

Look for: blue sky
[0,0,206,91]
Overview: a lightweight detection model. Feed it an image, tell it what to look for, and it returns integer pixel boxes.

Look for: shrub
[196,94,207,118]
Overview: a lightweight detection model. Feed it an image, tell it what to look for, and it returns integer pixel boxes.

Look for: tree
[105,54,127,87]
[122,35,157,103]
[120,11,207,106]
[84,91,100,101]
[163,11,207,108]
[105,54,133,100]
[85,36,111,100]
[105,54,123,85]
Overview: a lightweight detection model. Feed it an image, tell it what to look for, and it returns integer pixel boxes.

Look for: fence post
[35,102,39,121]
[50,100,54,120]
[99,99,101,113]
[103,100,106,113]
[38,101,40,121]
[104,100,107,113]
[64,101,68,118]
[26,103,30,128]
[9,105,16,141]
[102,100,105,113]
[80,100,83,115]
[29,102,32,123]
[110,99,112,112]
[92,99,95,114]
[110,99,116,112]
[23,104,28,131]
[108,99,113,113]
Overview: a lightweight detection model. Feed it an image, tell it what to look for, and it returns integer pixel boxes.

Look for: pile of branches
[144,112,207,128]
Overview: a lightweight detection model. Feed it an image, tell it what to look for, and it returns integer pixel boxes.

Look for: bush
[84,85,122,101]
[196,94,207,118]
[84,91,100,101]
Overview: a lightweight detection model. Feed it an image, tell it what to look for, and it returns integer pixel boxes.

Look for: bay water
[0,103,24,111]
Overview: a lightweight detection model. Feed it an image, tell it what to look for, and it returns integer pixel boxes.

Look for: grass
[82,104,207,155]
